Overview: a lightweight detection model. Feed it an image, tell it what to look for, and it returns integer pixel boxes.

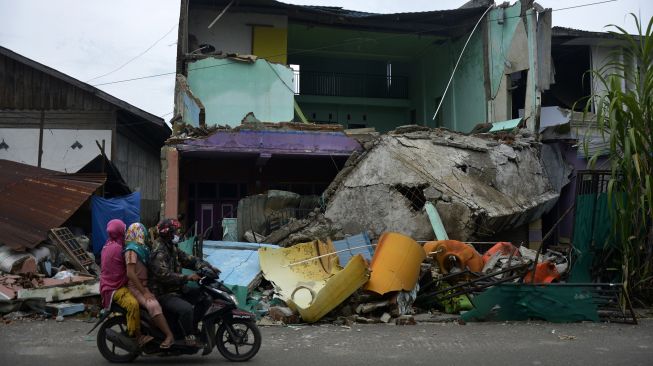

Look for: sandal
[137,335,154,347]
[160,339,174,349]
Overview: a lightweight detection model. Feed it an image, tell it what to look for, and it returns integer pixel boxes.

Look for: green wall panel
[187,58,295,126]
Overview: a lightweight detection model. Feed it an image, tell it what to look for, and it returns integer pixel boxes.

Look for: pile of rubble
[322,127,561,241]
[0,229,99,319]
[213,127,632,325]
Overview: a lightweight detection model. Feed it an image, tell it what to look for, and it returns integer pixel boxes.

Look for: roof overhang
[174,129,362,157]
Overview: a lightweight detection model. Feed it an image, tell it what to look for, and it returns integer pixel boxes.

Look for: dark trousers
[158,287,210,337]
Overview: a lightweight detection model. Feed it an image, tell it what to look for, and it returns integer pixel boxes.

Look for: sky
[0,0,650,120]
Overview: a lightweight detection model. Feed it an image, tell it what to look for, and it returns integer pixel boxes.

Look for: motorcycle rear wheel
[96,315,139,363]
[215,320,261,362]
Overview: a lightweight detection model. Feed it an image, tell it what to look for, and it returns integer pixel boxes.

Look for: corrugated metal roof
[189,0,488,36]
[0,159,105,251]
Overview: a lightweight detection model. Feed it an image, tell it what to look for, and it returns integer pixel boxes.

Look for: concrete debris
[244,231,266,243]
[356,300,390,315]
[395,315,417,325]
[237,190,322,242]
[264,212,345,248]
[0,272,97,302]
[324,127,559,241]
[380,312,392,323]
[352,315,380,324]
[0,246,37,274]
[268,306,301,324]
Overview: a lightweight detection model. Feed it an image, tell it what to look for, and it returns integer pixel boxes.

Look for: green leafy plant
[582,14,653,304]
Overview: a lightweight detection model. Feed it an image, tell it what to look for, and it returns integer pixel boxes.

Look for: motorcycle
[89,268,261,363]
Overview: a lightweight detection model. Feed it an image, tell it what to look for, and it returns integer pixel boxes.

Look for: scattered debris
[46,302,85,317]
[0,246,37,274]
[259,240,369,323]
[558,334,577,341]
[49,228,94,275]
[268,306,300,324]
[395,315,417,325]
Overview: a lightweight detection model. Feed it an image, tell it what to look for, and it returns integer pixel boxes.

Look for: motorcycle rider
[148,218,219,346]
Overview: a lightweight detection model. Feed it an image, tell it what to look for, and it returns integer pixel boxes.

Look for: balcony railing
[295,70,409,99]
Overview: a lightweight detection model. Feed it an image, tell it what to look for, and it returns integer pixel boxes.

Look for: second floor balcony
[295,70,409,99]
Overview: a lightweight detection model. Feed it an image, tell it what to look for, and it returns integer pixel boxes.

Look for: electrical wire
[86,23,178,82]
[432,4,493,121]
[264,60,296,94]
[90,0,618,87]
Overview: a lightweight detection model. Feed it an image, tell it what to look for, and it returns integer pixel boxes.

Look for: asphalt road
[0,317,652,366]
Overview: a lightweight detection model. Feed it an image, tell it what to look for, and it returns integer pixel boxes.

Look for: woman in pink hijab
[100,219,152,346]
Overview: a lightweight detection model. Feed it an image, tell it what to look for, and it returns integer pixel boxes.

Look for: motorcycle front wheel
[96,315,139,363]
[215,320,261,362]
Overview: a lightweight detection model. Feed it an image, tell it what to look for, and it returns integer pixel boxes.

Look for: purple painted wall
[176,129,361,156]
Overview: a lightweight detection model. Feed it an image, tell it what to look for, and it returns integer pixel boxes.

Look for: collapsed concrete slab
[324,128,560,241]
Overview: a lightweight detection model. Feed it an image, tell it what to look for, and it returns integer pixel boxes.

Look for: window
[290,64,300,94]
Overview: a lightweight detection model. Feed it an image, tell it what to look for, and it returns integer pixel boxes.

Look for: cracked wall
[324,129,559,241]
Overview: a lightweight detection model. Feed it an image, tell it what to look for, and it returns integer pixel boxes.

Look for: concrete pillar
[161,146,179,220]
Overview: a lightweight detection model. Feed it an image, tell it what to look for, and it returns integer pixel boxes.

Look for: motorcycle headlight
[229,294,239,306]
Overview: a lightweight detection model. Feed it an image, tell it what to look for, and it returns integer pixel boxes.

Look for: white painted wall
[187,9,287,55]
[42,129,112,172]
[0,128,39,165]
[0,128,112,172]
[590,46,626,111]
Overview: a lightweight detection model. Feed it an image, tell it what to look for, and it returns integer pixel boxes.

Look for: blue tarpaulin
[91,192,141,255]
[202,241,278,288]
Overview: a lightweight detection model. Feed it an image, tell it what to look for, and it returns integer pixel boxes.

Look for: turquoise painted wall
[450,30,487,132]
[488,1,522,98]
[413,41,455,129]
[187,58,294,126]
[289,27,487,133]
[412,32,486,133]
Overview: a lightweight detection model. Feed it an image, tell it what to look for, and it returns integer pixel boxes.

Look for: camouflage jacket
[148,238,208,296]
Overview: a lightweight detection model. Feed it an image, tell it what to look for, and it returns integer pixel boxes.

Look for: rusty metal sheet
[0,159,105,251]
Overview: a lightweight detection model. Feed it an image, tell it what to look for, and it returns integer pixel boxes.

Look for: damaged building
[163,0,556,240]
[0,46,171,225]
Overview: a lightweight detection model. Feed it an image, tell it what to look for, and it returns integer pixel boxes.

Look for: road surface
[0,317,651,365]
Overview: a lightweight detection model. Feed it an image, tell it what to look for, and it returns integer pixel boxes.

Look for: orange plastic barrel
[423,240,484,273]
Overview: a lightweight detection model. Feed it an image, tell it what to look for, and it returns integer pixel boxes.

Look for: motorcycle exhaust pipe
[105,328,138,353]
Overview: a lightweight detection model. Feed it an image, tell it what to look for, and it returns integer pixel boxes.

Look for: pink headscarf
[107,219,126,246]
[100,219,128,308]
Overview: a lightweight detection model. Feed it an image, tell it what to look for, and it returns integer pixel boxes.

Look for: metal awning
[0,160,106,251]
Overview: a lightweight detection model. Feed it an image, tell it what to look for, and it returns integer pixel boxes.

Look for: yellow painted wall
[252,26,288,64]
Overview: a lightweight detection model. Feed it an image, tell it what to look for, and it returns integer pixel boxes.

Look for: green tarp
[569,193,614,282]
[461,284,600,323]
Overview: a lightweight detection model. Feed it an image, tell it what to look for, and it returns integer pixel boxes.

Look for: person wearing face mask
[148,218,219,346]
